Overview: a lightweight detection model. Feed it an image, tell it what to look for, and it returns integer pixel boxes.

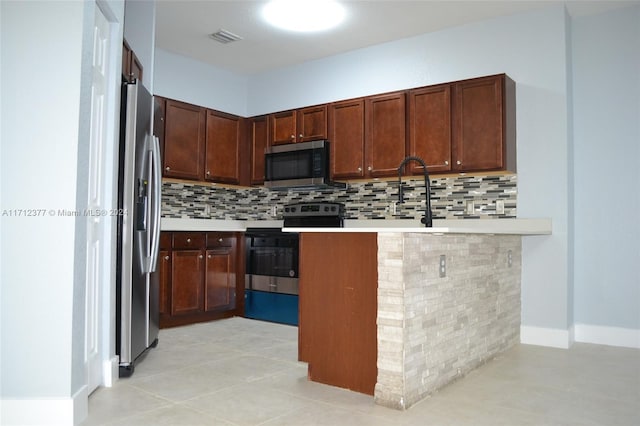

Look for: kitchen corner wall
[162,174,517,220]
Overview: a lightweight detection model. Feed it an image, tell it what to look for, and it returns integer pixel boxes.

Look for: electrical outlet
[465,200,475,215]
[496,199,505,215]
[389,201,397,215]
[439,254,446,277]
[508,250,513,267]
[204,204,211,216]
[270,205,278,216]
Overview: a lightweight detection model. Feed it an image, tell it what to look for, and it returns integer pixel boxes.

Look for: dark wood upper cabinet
[159,73,515,185]
[163,100,206,180]
[365,91,408,178]
[408,84,452,174]
[153,96,166,162]
[122,39,143,83]
[205,109,242,184]
[269,105,327,145]
[297,105,327,142]
[249,115,269,185]
[452,74,515,172]
[270,110,297,145]
[328,99,366,179]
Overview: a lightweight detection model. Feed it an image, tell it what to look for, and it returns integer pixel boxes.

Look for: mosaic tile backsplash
[162,174,517,221]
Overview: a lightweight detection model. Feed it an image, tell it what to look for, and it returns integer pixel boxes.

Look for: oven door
[244,229,299,325]
[246,245,298,295]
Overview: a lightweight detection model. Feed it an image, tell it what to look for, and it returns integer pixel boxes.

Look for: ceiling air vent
[209,29,243,44]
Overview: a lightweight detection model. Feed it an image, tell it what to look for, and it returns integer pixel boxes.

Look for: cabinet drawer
[173,232,205,249]
[160,232,172,250]
[207,233,234,248]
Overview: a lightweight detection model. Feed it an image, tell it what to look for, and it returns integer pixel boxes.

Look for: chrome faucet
[397,156,433,227]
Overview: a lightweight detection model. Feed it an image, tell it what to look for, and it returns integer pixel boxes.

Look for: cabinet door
[329,99,365,179]
[452,75,504,171]
[205,248,236,312]
[122,40,143,83]
[270,110,297,145]
[121,41,131,80]
[365,92,407,177]
[297,105,327,142]
[205,109,241,184]
[171,250,204,315]
[249,115,269,185]
[158,249,171,316]
[299,232,377,395]
[154,97,166,166]
[129,49,143,82]
[164,100,205,180]
[409,85,452,174]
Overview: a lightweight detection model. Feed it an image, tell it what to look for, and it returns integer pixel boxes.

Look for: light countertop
[162,218,551,235]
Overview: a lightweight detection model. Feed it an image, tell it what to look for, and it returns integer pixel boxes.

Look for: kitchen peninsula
[162,217,551,409]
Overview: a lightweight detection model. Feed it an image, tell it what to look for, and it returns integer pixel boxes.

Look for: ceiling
[155,0,638,75]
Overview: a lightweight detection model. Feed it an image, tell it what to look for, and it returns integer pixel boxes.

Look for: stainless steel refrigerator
[116,79,162,377]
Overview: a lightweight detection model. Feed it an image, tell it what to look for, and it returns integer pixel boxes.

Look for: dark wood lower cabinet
[171,250,204,316]
[298,232,378,395]
[205,248,236,312]
[159,231,242,328]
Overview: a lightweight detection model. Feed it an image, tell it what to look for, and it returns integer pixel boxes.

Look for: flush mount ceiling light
[262,0,346,32]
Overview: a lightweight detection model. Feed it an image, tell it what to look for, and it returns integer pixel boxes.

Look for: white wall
[248,5,573,341]
[572,6,640,340]
[154,48,249,116]
[1,0,83,398]
[123,0,155,90]
[1,0,125,423]
[149,1,638,349]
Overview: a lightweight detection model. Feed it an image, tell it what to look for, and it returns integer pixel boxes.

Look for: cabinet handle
[299,134,303,138]
[444,160,449,166]
[290,134,295,139]
[208,254,212,259]
[206,171,210,176]
[165,166,170,171]
[456,160,462,165]
[367,166,372,171]
[186,238,191,243]
[357,167,362,172]
[199,254,203,259]
[218,238,223,243]
[164,255,169,260]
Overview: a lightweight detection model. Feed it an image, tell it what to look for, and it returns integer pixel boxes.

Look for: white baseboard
[1,386,87,426]
[102,356,119,388]
[520,325,573,349]
[574,323,640,348]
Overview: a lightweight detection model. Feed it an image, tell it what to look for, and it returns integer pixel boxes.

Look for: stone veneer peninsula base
[297,231,523,410]
[375,233,522,409]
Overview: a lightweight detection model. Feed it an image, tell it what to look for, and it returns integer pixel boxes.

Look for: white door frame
[87,0,124,391]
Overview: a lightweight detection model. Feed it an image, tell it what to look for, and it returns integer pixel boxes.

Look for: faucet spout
[397,156,433,227]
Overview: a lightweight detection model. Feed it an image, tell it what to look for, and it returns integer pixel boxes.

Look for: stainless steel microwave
[264,140,344,189]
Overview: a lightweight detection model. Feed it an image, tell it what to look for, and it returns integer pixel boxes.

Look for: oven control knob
[289,270,295,277]
[331,206,337,212]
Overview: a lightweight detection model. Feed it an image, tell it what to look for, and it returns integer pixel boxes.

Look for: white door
[86,4,111,394]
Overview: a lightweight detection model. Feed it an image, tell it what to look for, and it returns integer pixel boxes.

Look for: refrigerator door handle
[148,135,162,273]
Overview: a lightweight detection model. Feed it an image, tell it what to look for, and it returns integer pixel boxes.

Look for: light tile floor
[83,317,640,425]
